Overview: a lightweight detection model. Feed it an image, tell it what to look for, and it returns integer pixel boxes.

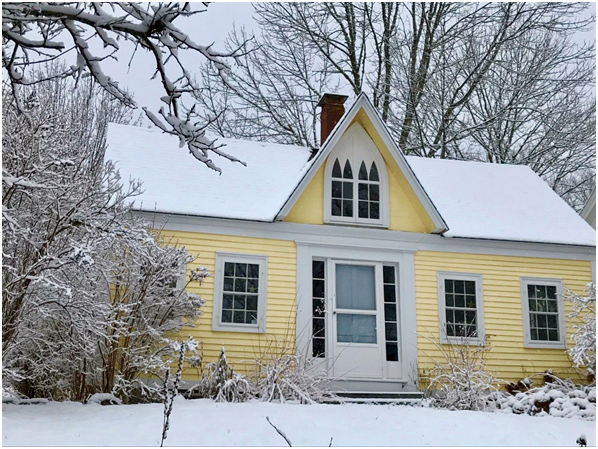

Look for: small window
[521,277,565,348]
[212,253,267,333]
[437,272,485,345]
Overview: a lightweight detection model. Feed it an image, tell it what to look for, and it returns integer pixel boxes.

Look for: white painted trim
[323,123,389,227]
[275,93,448,233]
[437,272,486,345]
[143,212,596,262]
[212,252,268,334]
[520,277,567,349]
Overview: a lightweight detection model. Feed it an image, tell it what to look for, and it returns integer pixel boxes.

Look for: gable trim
[276,93,448,234]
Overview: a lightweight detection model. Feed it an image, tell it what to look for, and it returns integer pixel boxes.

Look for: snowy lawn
[3,398,595,447]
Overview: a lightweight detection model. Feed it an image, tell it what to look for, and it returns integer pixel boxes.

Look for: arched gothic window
[324,124,388,226]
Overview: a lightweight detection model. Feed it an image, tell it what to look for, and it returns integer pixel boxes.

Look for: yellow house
[106,93,596,394]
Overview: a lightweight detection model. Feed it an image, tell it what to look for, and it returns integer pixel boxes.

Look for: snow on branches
[2,77,207,402]
[2,2,246,171]
[567,283,596,381]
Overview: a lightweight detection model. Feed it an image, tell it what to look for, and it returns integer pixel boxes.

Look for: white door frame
[295,242,418,387]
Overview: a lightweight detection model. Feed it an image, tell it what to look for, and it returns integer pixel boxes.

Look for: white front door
[331,261,385,379]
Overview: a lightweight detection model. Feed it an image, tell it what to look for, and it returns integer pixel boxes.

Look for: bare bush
[190,347,253,403]
[423,336,502,411]
[254,336,333,404]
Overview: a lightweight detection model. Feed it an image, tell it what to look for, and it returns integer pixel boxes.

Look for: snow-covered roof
[105,123,595,247]
[406,156,596,246]
[105,123,315,221]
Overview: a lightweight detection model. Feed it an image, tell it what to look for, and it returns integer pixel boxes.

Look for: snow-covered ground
[3,397,595,447]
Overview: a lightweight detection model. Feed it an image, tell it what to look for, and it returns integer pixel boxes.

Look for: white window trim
[437,272,485,345]
[212,252,268,333]
[520,277,566,349]
[323,123,389,228]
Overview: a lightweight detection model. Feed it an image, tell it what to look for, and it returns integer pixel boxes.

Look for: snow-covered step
[322,391,426,405]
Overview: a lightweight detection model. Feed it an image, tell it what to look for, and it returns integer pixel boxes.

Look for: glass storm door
[332,262,384,379]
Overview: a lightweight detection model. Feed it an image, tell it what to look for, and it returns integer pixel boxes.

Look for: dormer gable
[278,93,447,235]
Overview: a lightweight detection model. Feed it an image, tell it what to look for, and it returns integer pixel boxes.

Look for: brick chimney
[317,93,349,145]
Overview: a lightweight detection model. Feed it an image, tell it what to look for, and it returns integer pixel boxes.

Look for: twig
[265,416,292,447]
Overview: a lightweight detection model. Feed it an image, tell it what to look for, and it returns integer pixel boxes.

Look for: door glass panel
[337,314,377,343]
[336,264,375,310]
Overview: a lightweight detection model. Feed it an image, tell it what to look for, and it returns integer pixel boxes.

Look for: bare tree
[2,2,244,171]
[195,26,333,147]
[198,2,595,208]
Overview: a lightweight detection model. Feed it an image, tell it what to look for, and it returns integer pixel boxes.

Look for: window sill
[212,323,265,334]
[440,336,486,346]
[324,219,388,229]
[523,341,566,349]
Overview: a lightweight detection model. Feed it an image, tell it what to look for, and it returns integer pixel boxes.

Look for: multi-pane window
[521,278,564,347]
[331,159,353,217]
[212,254,267,333]
[312,260,326,358]
[383,265,399,361]
[527,284,559,342]
[221,262,260,325]
[444,279,478,338]
[358,162,380,220]
[437,272,485,344]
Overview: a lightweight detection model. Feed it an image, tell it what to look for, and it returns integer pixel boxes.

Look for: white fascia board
[275,93,448,234]
[140,211,596,262]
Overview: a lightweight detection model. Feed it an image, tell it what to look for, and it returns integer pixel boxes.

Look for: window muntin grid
[444,279,478,338]
[221,262,260,325]
[527,284,560,342]
[312,260,326,358]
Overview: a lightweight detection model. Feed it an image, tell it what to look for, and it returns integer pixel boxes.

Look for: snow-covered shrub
[86,393,122,406]
[567,283,596,382]
[423,336,501,411]
[2,70,208,403]
[189,347,254,402]
[95,232,208,403]
[495,375,596,420]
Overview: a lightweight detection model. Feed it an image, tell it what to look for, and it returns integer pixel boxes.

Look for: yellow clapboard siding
[159,229,297,380]
[414,250,592,384]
